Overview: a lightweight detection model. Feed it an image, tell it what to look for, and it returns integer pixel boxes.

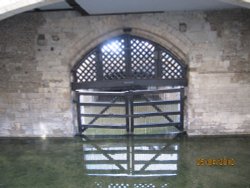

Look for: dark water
[0,135,249,188]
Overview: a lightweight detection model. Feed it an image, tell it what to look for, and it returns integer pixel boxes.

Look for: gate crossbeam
[141,96,174,123]
[88,97,119,125]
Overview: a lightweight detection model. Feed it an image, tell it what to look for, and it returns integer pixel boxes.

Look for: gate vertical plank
[76,92,82,133]
[180,88,184,131]
[125,96,130,133]
[130,92,134,133]
[125,35,132,78]
[96,48,103,81]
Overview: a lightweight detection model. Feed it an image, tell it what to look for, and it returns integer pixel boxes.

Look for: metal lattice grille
[131,38,156,79]
[161,51,184,79]
[102,39,126,80]
[75,52,97,83]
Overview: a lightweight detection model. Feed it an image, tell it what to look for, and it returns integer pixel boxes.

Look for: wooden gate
[75,88,184,134]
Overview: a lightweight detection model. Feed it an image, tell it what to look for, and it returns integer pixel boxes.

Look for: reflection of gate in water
[82,136,179,177]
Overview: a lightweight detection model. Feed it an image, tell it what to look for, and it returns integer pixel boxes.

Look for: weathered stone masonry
[0,9,250,137]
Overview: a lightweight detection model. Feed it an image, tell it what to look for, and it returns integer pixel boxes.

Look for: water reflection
[82,136,179,178]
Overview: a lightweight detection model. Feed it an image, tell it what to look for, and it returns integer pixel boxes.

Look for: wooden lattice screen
[71,34,187,90]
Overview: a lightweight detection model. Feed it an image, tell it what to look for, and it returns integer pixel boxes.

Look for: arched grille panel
[75,52,97,83]
[161,51,184,79]
[72,34,187,90]
[101,38,126,80]
[131,38,156,79]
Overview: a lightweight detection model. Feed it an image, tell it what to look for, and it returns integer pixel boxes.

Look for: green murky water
[0,135,249,188]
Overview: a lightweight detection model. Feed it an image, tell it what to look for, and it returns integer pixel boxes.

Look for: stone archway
[71,33,188,135]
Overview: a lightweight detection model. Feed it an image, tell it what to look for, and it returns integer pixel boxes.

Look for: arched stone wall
[1,10,250,137]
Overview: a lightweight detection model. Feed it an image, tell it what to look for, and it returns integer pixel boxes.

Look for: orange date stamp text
[196,158,235,166]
